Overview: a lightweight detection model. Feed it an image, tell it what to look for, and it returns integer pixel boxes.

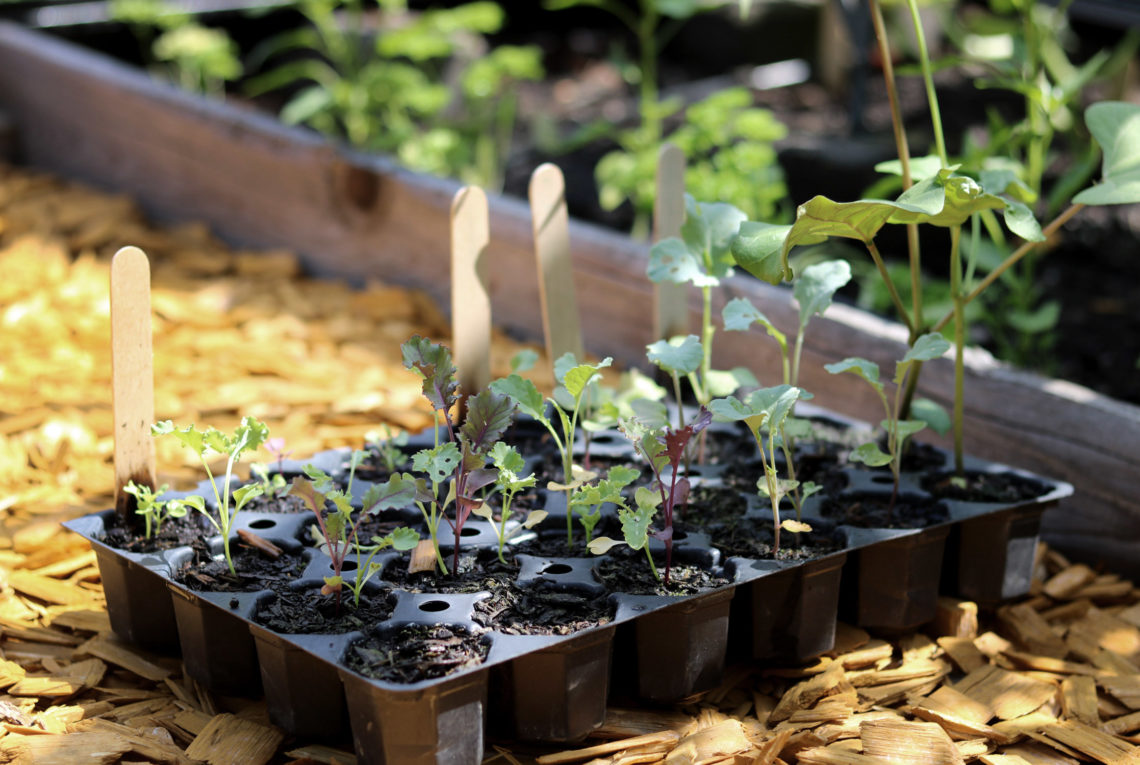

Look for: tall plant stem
[865,241,914,334]
[949,226,965,473]
[905,0,948,167]
[932,203,1085,334]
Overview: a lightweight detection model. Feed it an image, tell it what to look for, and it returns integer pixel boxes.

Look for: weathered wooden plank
[1,22,1138,580]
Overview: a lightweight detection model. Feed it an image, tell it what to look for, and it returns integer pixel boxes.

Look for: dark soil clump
[253,585,395,634]
[475,582,613,635]
[174,540,308,592]
[820,493,949,529]
[101,511,215,554]
[595,549,728,596]
[347,624,489,684]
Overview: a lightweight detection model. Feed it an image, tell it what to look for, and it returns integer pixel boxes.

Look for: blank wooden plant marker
[110,246,156,519]
[654,142,688,340]
[450,185,492,397]
[529,163,584,366]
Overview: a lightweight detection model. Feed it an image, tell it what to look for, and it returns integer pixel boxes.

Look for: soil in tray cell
[920,471,1053,503]
[174,539,309,592]
[595,548,729,596]
[101,511,215,553]
[242,492,308,514]
[346,624,489,684]
[474,581,615,636]
[253,585,396,634]
[819,493,950,529]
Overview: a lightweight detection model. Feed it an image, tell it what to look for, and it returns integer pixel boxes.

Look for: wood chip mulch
[2,164,1139,763]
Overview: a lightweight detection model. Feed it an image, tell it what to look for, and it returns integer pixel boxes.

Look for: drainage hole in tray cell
[542,563,574,576]
[673,530,688,541]
[460,527,481,537]
[248,519,277,529]
[340,560,358,572]
[419,600,450,613]
[870,475,893,484]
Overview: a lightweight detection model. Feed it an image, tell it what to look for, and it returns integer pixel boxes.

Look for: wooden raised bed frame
[1,21,1137,578]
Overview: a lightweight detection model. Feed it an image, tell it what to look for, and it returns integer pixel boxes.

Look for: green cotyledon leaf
[1074,101,1140,205]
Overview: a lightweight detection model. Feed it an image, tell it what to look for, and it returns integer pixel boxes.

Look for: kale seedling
[567,464,640,545]
[490,352,612,548]
[825,332,951,518]
[151,416,269,575]
[587,486,660,581]
[123,480,183,539]
[588,407,711,585]
[403,336,517,574]
[291,466,419,609]
[472,442,543,564]
[709,387,813,556]
[366,425,410,473]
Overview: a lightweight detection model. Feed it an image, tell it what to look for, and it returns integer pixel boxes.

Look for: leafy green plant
[110,0,240,97]
[825,333,951,515]
[246,0,542,191]
[292,465,419,608]
[473,442,543,563]
[709,387,812,556]
[403,336,518,574]
[589,407,711,583]
[567,464,640,544]
[366,425,410,473]
[648,196,756,419]
[122,480,183,539]
[151,417,269,575]
[490,353,612,547]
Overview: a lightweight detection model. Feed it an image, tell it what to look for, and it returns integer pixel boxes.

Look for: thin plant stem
[949,225,965,473]
[865,241,914,334]
[905,0,948,167]
[932,203,1085,333]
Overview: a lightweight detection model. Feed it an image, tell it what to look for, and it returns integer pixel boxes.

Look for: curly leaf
[412,442,461,485]
[361,473,419,514]
[401,335,458,412]
[489,374,547,422]
[460,389,516,456]
[662,406,713,469]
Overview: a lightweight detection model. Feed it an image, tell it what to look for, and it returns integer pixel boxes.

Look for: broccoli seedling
[122,480,182,539]
[472,442,543,564]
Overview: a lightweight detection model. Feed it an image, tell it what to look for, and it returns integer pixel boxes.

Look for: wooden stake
[110,246,156,519]
[653,142,688,341]
[529,163,583,368]
[450,186,492,401]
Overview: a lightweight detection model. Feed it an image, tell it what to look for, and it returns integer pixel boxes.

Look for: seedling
[588,486,662,582]
[589,408,711,585]
[722,259,850,516]
[249,463,290,501]
[649,196,755,425]
[825,332,952,516]
[490,352,612,547]
[709,387,812,556]
[366,425,410,473]
[122,480,182,539]
[292,466,419,609]
[403,336,517,574]
[566,464,640,545]
[473,442,543,564]
[151,416,269,575]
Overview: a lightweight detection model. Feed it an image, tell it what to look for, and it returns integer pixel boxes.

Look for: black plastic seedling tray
[62,409,1073,765]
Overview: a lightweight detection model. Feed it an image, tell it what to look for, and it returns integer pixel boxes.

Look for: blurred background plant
[244,0,543,192]
[547,0,791,238]
[110,0,242,96]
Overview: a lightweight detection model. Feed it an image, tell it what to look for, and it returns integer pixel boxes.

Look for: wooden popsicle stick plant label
[110,246,156,519]
[529,163,584,366]
[450,185,492,401]
[653,142,689,340]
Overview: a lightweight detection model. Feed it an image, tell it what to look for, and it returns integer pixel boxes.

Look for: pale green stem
[865,241,914,334]
[950,225,965,474]
[905,0,948,167]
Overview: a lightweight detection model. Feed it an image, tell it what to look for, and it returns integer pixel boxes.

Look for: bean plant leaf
[1074,101,1140,205]
[794,260,852,331]
[647,335,702,376]
[730,221,792,284]
[402,336,459,413]
[488,374,546,422]
[911,398,951,436]
[849,442,891,467]
[1001,200,1045,242]
[459,389,516,455]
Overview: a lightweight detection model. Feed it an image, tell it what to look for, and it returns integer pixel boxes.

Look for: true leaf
[412,443,461,485]
[361,473,419,513]
[679,195,748,281]
[730,221,792,284]
[901,332,952,364]
[893,419,928,443]
[911,398,951,436]
[489,374,546,422]
[459,389,516,455]
[401,335,458,412]
[489,441,525,475]
[563,358,612,400]
[648,238,717,287]
[849,442,891,467]
[387,527,421,551]
[1074,101,1140,205]
[707,368,757,397]
[794,260,852,330]
[825,357,881,391]
[647,335,702,375]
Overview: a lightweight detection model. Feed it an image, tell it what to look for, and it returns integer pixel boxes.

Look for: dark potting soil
[682,485,842,561]
[820,493,950,529]
[897,442,948,473]
[174,539,308,593]
[252,585,396,634]
[920,471,1052,503]
[475,581,614,636]
[595,549,728,596]
[100,510,215,554]
[242,492,308,515]
[346,624,489,684]
[381,550,516,593]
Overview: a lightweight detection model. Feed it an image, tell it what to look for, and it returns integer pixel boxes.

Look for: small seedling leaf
[780,519,813,534]
[648,238,716,286]
[849,442,891,467]
[794,260,852,330]
[647,335,702,375]
[401,335,459,412]
[730,221,792,284]
[521,510,547,529]
[412,442,461,485]
[679,195,748,281]
[460,389,517,455]
[389,527,421,551]
[901,332,952,364]
[489,374,546,421]
[1002,199,1045,242]
[1074,101,1140,205]
[510,348,539,373]
[587,536,623,555]
[825,357,882,390]
[894,419,928,443]
[563,358,612,400]
[911,398,951,435]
